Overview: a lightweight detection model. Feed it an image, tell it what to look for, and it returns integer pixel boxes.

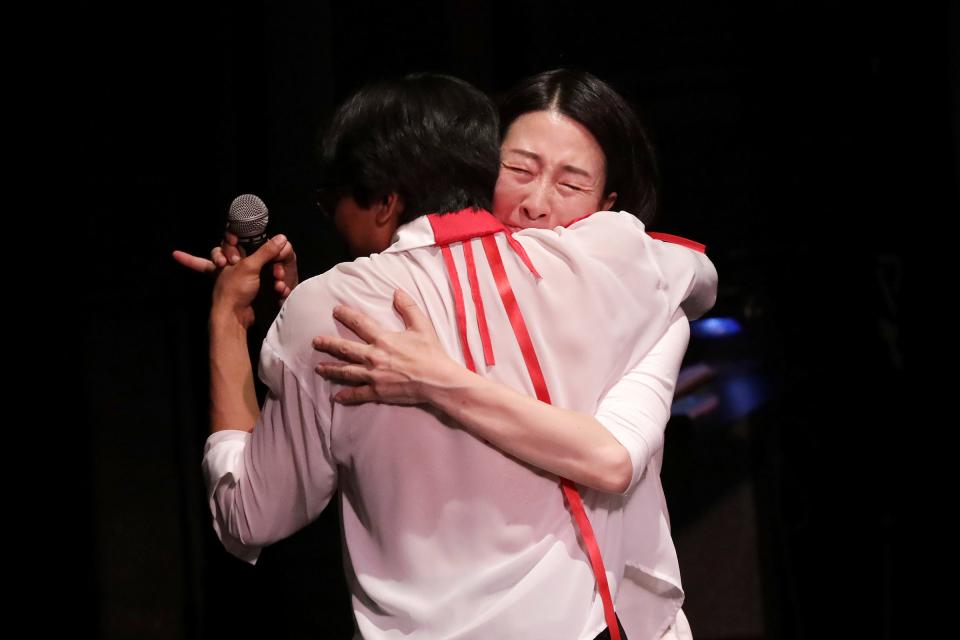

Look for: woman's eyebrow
[504,149,594,180]
[560,164,593,180]
[503,148,540,162]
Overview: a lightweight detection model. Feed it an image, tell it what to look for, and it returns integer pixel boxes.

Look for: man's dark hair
[318,73,500,224]
[499,69,660,224]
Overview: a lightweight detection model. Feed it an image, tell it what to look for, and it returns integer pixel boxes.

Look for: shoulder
[265,259,375,364]
[568,211,709,255]
[558,210,647,253]
[646,231,707,254]
[565,210,645,234]
[268,253,413,364]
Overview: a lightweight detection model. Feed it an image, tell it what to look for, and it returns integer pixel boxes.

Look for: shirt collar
[383,215,436,253]
[383,208,503,252]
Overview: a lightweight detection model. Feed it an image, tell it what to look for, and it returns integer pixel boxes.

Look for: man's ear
[374,192,404,227]
[601,191,617,211]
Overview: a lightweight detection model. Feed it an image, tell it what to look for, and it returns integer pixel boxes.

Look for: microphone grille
[227,194,269,238]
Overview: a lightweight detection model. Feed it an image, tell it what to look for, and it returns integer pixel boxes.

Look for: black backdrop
[69,2,953,637]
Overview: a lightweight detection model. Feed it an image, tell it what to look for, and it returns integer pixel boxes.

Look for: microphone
[227,194,269,254]
[225,194,280,333]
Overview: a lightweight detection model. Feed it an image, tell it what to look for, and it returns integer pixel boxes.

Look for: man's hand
[211,235,291,329]
[172,230,300,302]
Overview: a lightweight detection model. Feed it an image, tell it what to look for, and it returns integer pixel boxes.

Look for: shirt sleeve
[647,235,719,321]
[679,249,718,321]
[201,338,338,565]
[594,311,691,495]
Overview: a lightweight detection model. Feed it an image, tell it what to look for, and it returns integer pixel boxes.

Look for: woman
[309,70,712,640]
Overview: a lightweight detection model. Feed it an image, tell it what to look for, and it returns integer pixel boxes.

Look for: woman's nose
[520,182,551,220]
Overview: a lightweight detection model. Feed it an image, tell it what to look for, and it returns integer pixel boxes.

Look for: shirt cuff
[202,430,262,565]
[597,415,654,495]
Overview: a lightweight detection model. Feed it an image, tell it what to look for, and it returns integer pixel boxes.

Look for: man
[198,73,716,639]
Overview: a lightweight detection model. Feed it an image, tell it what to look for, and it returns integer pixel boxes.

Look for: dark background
[66,1,949,637]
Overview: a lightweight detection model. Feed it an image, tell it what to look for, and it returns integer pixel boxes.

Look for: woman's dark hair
[317,73,500,224]
[499,69,660,223]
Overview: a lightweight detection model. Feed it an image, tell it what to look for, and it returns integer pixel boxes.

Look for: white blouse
[203,210,717,639]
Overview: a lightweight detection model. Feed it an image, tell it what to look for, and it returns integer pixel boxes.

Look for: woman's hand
[313,289,461,405]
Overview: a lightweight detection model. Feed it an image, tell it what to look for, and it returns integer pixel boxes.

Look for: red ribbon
[429,209,622,640]
[481,233,621,640]
[648,231,707,254]
[462,240,495,367]
[440,244,476,373]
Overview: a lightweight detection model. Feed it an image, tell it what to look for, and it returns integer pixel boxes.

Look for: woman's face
[493,110,616,230]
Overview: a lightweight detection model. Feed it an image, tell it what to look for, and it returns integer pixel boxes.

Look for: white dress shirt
[202,210,717,640]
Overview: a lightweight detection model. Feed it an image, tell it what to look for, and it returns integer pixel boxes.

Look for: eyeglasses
[314,186,341,220]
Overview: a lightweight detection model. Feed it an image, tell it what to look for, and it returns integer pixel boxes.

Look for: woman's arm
[313,289,689,494]
[415,356,635,494]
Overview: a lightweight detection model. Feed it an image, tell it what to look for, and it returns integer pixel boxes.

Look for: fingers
[315,363,371,384]
[312,335,372,365]
[222,231,243,264]
[221,233,295,272]
[172,230,254,274]
[333,386,379,405]
[332,304,383,344]
[274,262,294,286]
[273,248,300,293]
[315,364,378,404]
[243,234,288,271]
[275,240,297,265]
[223,247,242,264]
[172,250,217,273]
[393,289,433,333]
[211,246,229,268]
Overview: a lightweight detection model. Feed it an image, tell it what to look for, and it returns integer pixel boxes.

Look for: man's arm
[200,235,286,563]
[205,234,291,433]
[209,310,259,433]
[202,338,338,564]
[200,236,338,564]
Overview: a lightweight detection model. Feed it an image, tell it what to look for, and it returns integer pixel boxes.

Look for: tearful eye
[503,164,531,175]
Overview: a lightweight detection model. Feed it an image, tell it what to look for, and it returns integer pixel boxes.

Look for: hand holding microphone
[172,194,299,301]
[211,234,292,330]
[175,193,270,268]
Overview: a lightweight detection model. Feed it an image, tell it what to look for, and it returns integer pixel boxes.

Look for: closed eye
[503,164,531,174]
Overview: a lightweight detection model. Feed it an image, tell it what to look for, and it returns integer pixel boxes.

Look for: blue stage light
[690,317,742,338]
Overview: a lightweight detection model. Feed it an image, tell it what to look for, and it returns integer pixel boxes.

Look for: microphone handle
[237,232,269,255]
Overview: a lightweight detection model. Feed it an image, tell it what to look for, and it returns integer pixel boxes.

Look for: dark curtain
[73,2,951,637]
